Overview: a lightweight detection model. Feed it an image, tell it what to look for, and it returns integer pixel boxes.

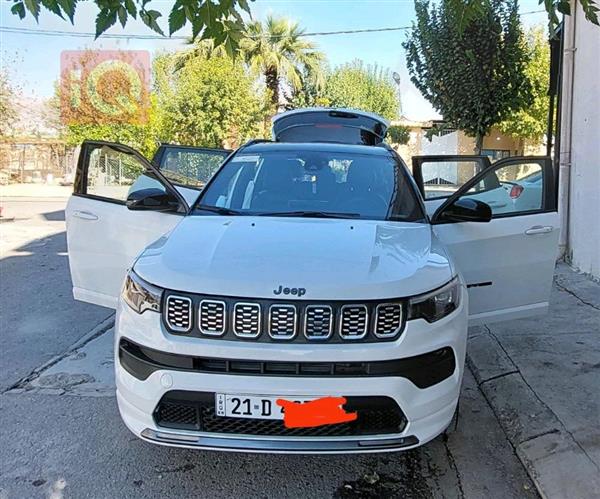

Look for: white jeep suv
[66,109,559,453]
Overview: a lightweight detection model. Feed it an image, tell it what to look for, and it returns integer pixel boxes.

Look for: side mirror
[126,188,179,212]
[439,197,492,223]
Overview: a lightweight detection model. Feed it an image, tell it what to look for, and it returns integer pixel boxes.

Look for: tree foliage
[498,27,550,140]
[323,61,399,121]
[154,53,265,148]
[404,0,532,152]
[387,125,411,145]
[61,96,162,158]
[10,0,253,57]
[240,16,325,110]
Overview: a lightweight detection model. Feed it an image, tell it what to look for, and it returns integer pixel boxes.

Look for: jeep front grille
[199,300,226,336]
[165,296,192,332]
[163,293,407,343]
[339,305,368,339]
[375,303,403,338]
[233,303,261,338]
[268,305,297,339]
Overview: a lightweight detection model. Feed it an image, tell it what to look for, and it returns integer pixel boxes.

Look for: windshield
[194,148,424,221]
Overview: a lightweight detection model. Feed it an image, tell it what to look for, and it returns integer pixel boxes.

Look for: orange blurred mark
[276,396,357,428]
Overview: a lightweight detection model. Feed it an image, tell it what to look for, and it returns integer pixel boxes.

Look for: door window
[419,159,484,200]
[83,144,168,203]
[86,146,159,202]
[461,162,544,216]
[155,147,230,190]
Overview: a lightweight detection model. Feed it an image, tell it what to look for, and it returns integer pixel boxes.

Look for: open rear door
[415,155,559,325]
[66,141,188,309]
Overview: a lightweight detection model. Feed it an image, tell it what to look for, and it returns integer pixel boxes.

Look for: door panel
[428,156,559,325]
[67,196,181,308]
[434,212,559,324]
[66,141,186,309]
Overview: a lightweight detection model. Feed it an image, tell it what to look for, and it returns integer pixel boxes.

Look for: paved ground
[1,195,596,498]
[467,265,600,498]
[0,197,112,392]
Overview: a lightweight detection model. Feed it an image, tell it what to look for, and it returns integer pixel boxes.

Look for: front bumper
[114,288,468,453]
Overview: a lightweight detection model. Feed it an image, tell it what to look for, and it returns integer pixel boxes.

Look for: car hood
[134,216,453,300]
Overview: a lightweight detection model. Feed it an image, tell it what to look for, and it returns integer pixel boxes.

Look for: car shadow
[0,230,112,391]
[42,209,66,221]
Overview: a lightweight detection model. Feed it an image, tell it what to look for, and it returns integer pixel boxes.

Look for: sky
[0,0,547,121]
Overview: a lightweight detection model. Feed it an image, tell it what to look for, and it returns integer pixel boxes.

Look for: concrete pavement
[467,264,600,498]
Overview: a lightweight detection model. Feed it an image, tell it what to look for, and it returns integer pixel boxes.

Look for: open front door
[66,141,188,309]
[416,156,559,325]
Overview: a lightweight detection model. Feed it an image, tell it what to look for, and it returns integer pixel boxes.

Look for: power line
[0,25,412,39]
[0,10,546,40]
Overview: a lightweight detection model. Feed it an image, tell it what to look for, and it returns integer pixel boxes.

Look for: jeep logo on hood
[273,285,306,297]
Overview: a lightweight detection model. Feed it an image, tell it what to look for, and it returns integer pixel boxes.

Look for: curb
[466,327,600,499]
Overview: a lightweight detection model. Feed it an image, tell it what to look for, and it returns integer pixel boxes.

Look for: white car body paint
[66,124,559,453]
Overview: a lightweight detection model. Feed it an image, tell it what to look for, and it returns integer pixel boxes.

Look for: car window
[196,149,424,222]
[86,146,152,201]
[156,147,230,190]
[461,162,544,215]
[420,160,484,199]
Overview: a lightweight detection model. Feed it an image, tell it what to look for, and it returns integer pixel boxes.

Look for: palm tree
[241,16,325,111]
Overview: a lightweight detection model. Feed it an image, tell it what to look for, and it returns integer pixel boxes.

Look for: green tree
[404,0,532,153]
[155,53,265,148]
[323,61,399,121]
[498,27,550,141]
[62,96,162,158]
[240,16,325,110]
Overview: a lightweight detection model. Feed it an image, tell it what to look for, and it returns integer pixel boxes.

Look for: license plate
[215,393,314,420]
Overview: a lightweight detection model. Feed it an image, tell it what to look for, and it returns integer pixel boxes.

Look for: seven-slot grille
[164,294,406,342]
[233,303,261,338]
[165,296,192,332]
[339,305,368,339]
[304,305,333,339]
[268,305,297,339]
[199,300,226,336]
[375,303,403,338]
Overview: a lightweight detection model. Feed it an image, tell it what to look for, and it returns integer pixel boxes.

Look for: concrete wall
[560,4,600,278]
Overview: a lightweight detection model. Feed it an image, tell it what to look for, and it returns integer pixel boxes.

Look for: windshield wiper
[258,210,361,219]
[196,204,243,216]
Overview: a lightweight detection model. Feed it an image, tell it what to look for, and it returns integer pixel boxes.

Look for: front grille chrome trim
[303,305,334,340]
[374,303,403,339]
[198,299,227,336]
[268,304,297,340]
[165,295,193,333]
[233,302,262,338]
[339,304,368,340]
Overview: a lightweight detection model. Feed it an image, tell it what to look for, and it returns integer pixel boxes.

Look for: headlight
[408,276,461,323]
[122,270,163,314]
